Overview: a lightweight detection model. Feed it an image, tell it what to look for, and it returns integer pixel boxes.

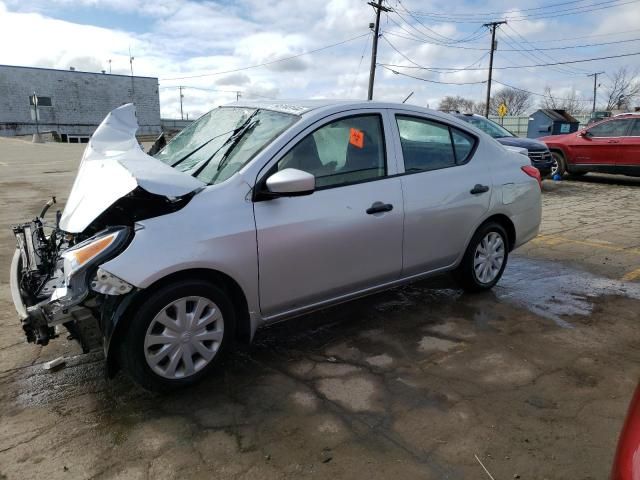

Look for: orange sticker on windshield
[349,128,364,148]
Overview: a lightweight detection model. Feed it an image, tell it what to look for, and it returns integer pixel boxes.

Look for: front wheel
[119,279,235,392]
[454,222,509,292]
[550,152,566,177]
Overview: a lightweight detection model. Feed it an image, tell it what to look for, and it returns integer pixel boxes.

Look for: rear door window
[396,115,476,172]
[587,119,630,137]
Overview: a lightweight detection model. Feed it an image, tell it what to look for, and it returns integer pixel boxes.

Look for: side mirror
[578,130,592,138]
[265,168,315,197]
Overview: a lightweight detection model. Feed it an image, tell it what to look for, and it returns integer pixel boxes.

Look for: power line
[380,65,488,84]
[384,23,640,47]
[350,31,372,97]
[514,28,640,44]
[402,0,601,18]
[387,10,487,46]
[159,86,243,93]
[381,34,488,74]
[379,50,640,71]
[381,30,640,51]
[161,33,369,81]
[400,0,640,23]
[492,80,593,102]
[498,27,582,77]
[395,0,472,44]
[505,23,588,75]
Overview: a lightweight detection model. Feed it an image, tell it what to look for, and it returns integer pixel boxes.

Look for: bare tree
[541,86,588,114]
[490,87,533,115]
[472,102,486,115]
[602,67,640,111]
[438,95,476,113]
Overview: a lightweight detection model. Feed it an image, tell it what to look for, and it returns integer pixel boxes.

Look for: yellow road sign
[498,103,508,117]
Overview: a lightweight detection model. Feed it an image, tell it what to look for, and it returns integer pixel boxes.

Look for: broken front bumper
[9,249,28,322]
[10,247,94,347]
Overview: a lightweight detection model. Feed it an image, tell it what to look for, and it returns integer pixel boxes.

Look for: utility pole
[367,0,391,100]
[32,92,40,135]
[108,59,112,74]
[483,21,507,118]
[236,91,241,102]
[587,71,604,112]
[129,48,135,101]
[179,86,184,120]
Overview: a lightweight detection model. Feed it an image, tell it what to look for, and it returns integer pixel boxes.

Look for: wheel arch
[480,214,516,252]
[549,146,569,163]
[104,267,251,378]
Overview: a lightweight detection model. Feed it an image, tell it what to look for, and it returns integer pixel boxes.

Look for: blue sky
[1,0,638,117]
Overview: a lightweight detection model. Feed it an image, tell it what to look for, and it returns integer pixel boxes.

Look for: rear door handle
[470,184,490,195]
[366,202,393,214]
[607,139,620,144]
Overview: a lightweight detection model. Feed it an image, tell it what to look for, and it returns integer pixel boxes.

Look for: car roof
[612,112,640,118]
[226,99,456,119]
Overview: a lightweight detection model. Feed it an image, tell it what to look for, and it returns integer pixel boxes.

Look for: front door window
[277,115,386,188]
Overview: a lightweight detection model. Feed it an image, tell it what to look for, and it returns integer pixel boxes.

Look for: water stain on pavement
[2,255,640,479]
[496,255,640,328]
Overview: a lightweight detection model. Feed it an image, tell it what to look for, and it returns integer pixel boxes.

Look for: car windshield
[461,116,515,139]
[155,107,299,185]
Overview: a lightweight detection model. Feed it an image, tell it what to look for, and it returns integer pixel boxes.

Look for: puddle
[496,256,640,328]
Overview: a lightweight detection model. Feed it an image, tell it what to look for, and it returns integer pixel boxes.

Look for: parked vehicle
[588,110,611,125]
[10,101,541,391]
[540,114,640,177]
[452,113,554,177]
[611,383,640,479]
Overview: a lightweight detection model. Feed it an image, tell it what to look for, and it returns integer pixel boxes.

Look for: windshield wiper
[192,111,260,179]
[169,128,237,168]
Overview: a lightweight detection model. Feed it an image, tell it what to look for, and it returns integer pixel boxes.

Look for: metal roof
[0,63,158,80]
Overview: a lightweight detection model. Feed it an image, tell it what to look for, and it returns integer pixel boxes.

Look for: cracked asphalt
[1,138,639,479]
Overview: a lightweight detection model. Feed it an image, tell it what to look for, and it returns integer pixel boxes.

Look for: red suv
[540,114,640,178]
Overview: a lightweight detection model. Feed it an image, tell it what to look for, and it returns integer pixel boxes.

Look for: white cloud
[0,0,636,117]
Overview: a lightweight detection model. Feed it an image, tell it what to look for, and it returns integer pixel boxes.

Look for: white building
[0,64,161,142]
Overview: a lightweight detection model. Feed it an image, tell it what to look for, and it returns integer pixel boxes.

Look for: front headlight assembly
[61,227,131,296]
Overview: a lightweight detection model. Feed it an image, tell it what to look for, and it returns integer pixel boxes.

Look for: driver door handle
[470,184,490,195]
[366,202,393,214]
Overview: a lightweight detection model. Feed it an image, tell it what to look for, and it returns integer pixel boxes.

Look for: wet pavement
[1,138,639,479]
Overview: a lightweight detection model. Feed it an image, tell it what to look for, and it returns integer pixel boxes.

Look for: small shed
[527,109,580,139]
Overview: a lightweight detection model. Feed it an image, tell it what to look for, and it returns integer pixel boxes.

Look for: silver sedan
[10,100,541,391]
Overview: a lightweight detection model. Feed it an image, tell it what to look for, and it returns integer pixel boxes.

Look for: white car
[10,100,541,390]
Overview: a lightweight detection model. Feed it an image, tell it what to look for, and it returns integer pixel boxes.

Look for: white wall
[0,65,161,137]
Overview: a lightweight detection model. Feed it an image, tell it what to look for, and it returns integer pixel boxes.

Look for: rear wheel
[119,279,235,392]
[550,152,566,177]
[454,222,509,292]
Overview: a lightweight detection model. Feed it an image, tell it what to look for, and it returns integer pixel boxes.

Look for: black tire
[119,279,236,392]
[551,151,566,177]
[454,222,509,293]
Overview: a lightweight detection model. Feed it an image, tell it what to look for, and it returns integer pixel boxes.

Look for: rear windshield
[155,107,299,185]
[461,116,515,139]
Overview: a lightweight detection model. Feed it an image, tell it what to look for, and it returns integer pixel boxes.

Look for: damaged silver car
[10,100,541,391]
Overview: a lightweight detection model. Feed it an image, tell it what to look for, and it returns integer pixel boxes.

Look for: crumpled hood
[59,104,205,233]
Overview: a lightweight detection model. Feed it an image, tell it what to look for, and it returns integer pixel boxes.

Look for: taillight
[521,165,542,190]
